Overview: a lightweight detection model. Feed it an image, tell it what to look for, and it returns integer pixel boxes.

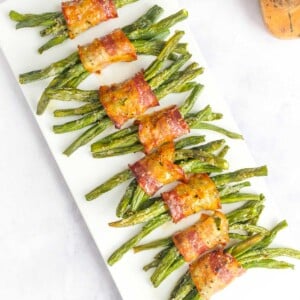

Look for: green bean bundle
[9,0,153,53]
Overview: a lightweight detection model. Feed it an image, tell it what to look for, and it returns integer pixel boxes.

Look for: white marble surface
[0,1,299,299]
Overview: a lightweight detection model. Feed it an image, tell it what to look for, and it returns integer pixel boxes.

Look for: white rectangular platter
[0,0,299,299]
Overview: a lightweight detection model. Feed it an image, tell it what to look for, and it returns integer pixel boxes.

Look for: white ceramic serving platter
[0,0,299,299]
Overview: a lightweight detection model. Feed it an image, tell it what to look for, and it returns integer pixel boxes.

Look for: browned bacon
[78,29,137,73]
[129,143,186,196]
[100,72,158,128]
[62,0,118,39]
[162,173,221,223]
[135,105,190,154]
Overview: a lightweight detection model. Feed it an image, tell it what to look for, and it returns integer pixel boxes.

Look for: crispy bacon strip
[100,71,159,128]
[162,173,221,223]
[190,250,245,300]
[129,142,186,196]
[173,212,229,263]
[135,105,190,154]
[78,29,137,73]
[62,0,118,39]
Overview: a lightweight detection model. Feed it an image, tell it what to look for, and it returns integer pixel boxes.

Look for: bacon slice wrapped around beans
[78,29,137,73]
[62,0,118,39]
[190,250,244,300]
[135,105,190,154]
[173,212,229,262]
[100,71,158,128]
[129,142,186,196]
[163,173,221,223]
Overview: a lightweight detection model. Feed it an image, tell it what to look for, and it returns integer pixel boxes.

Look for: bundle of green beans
[9,1,155,54]
[105,166,267,266]
[170,220,300,300]
[133,199,266,287]
[85,140,235,203]
[18,7,189,115]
